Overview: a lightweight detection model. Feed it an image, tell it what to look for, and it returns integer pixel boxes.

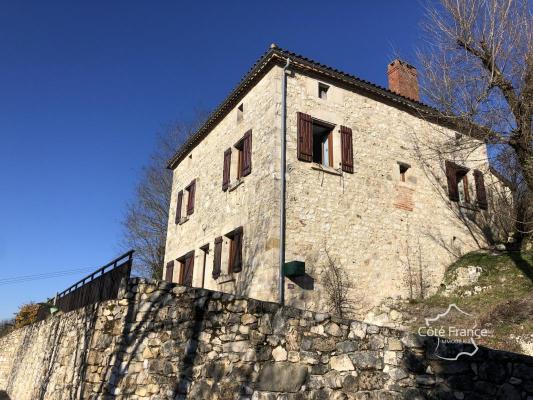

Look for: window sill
[178,216,189,225]
[459,203,478,212]
[228,178,244,192]
[311,163,343,176]
[216,273,235,284]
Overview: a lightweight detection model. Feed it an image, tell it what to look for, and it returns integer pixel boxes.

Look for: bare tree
[320,249,351,318]
[418,0,532,191]
[123,114,206,278]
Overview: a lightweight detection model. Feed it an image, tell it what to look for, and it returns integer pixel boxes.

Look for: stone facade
[1,279,532,399]
[164,48,494,317]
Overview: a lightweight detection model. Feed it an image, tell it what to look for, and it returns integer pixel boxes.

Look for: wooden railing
[53,250,134,313]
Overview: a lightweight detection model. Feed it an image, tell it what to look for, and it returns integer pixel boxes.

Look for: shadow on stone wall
[0,390,10,400]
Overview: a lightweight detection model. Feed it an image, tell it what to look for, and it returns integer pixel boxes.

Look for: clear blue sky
[0,1,424,320]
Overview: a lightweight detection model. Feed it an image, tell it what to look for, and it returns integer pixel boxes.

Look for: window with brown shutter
[175,191,183,224]
[222,148,231,191]
[340,126,354,173]
[165,261,174,282]
[297,112,313,162]
[185,180,196,215]
[445,161,459,202]
[235,131,252,178]
[178,251,194,286]
[227,227,243,273]
[212,236,223,279]
[473,170,488,210]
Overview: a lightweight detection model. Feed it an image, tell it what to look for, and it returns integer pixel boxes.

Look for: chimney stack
[387,59,419,102]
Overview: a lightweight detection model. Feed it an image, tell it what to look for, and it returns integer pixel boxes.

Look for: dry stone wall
[0,279,532,400]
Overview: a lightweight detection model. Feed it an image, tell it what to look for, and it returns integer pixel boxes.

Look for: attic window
[398,162,411,182]
[237,103,244,122]
[318,83,329,100]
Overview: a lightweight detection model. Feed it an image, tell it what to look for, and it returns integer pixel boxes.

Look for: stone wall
[1,279,532,400]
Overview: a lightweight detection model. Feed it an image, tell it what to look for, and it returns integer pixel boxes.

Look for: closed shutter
[187,180,196,215]
[222,148,231,191]
[231,227,243,273]
[473,170,488,210]
[183,252,194,286]
[340,126,354,173]
[242,130,252,176]
[445,161,459,202]
[175,191,183,223]
[165,261,174,282]
[213,236,223,279]
[297,112,313,162]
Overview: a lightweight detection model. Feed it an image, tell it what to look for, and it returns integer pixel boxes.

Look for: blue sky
[0,1,424,320]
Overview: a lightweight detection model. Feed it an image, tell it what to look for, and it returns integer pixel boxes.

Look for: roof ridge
[167,45,440,169]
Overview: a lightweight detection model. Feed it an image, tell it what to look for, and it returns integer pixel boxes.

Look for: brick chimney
[387,59,419,101]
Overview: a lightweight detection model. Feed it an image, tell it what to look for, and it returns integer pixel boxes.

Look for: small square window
[318,83,329,100]
[237,103,244,122]
[398,162,411,182]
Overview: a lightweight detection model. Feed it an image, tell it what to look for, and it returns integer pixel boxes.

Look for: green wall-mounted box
[283,260,305,277]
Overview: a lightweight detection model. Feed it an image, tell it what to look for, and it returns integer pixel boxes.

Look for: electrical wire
[0,267,95,286]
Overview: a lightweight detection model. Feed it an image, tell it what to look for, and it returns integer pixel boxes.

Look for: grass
[401,250,533,354]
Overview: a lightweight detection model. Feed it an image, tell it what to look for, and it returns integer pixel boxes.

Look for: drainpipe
[279,57,290,305]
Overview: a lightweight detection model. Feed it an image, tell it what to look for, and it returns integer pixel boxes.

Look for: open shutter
[165,261,174,282]
[242,130,252,176]
[175,191,183,223]
[297,112,313,162]
[231,227,243,273]
[222,148,231,191]
[213,236,223,279]
[445,161,459,202]
[186,180,196,215]
[340,126,354,173]
[473,170,488,210]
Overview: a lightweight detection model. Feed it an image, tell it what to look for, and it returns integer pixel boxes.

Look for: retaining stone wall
[0,279,532,400]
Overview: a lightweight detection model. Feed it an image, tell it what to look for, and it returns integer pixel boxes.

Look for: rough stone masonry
[0,279,532,399]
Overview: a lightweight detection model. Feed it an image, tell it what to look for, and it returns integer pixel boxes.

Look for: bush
[14,303,41,329]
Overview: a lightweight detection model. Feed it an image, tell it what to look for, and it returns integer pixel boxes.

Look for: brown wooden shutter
[175,191,183,223]
[340,126,354,173]
[297,112,313,162]
[165,261,174,282]
[213,236,223,279]
[222,148,231,191]
[182,251,194,286]
[186,180,196,215]
[445,161,459,202]
[242,130,252,176]
[473,170,488,210]
[231,227,243,273]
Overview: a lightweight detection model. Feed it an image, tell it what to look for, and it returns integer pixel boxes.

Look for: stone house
[163,45,493,317]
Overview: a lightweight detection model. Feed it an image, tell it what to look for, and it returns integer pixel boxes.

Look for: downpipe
[279,57,290,305]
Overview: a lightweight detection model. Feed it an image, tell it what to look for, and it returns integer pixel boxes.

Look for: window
[318,83,329,100]
[185,180,196,215]
[398,162,411,182]
[312,121,333,167]
[226,227,243,273]
[178,251,194,286]
[223,130,252,189]
[297,113,350,171]
[457,173,470,203]
[445,161,484,208]
[175,190,183,224]
[237,103,244,122]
